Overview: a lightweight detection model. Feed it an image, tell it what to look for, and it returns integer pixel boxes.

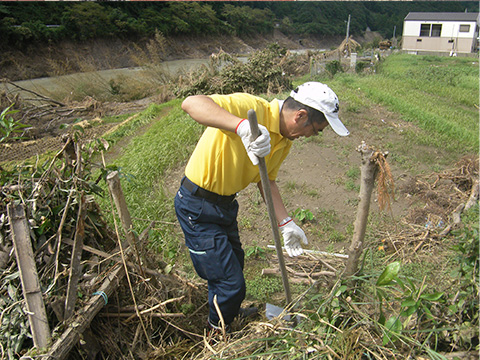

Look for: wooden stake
[7,204,50,349]
[44,262,125,360]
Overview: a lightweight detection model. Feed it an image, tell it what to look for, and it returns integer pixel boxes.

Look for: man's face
[284,110,328,140]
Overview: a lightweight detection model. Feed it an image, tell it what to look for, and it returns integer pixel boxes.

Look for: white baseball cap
[290,82,349,136]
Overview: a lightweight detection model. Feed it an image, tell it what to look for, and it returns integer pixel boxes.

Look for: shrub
[173,44,293,97]
[325,60,343,77]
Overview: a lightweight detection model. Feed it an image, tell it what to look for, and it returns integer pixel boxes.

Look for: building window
[420,24,431,36]
[419,23,443,37]
[459,24,470,32]
[431,24,442,37]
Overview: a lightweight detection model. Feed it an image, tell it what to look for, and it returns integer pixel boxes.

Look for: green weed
[246,275,283,303]
[332,54,479,153]
[293,207,314,223]
[346,166,360,180]
[95,100,204,254]
[284,180,297,191]
[0,104,28,143]
[245,245,266,260]
[345,179,360,192]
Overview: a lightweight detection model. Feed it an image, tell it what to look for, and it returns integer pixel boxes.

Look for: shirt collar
[277,100,284,114]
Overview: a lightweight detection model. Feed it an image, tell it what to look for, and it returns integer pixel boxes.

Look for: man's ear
[294,109,308,123]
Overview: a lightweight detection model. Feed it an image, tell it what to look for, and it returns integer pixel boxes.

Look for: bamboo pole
[344,142,380,277]
[7,204,50,349]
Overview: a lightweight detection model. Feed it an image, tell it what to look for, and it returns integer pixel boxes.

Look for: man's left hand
[279,220,308,257]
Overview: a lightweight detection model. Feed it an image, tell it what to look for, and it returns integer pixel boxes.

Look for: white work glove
[235,119,271,165]
[279,218,308,257]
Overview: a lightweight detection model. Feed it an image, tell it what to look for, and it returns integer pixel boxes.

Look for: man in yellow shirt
[175,82,349,332]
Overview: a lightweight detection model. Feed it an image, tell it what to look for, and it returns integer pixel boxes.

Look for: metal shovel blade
[266,303,291,321]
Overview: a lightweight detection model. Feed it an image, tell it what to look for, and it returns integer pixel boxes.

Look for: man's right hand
[235,119,271,165]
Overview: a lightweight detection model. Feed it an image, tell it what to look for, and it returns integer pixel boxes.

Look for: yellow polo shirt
[185,93,292,195]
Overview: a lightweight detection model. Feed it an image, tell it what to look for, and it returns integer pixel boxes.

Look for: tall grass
[330,54,479,153]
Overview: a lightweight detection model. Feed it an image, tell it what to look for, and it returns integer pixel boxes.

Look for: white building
[402,12,479,55]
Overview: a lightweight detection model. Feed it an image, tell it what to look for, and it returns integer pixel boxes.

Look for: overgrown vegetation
[1,1,477,48]
[0,104,28,143]
[173,44,296,97]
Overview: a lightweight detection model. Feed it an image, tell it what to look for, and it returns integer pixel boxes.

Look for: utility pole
[346,14,351,41]
[392,25,397,47]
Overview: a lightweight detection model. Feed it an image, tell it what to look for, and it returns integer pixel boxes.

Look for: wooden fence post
[7,203,50,349]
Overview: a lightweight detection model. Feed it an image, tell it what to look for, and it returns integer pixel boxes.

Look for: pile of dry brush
[0,136,212,359]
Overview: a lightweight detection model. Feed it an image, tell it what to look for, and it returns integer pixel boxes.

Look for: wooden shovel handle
[247,109,292,305]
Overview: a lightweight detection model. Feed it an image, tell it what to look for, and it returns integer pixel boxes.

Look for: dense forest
[0,1,478,49]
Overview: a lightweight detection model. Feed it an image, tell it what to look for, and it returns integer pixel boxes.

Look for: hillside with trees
[1,1,478,49]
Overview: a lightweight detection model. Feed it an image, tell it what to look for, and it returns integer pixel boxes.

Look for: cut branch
[45,262,125,360]
[64,192,86,320]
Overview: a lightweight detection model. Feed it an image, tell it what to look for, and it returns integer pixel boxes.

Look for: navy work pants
[174,179,245,326]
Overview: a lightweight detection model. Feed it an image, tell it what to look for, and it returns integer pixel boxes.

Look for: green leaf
[382,316,402,345]
[420,292,444,302]
[421,303,435,319]
[378,310,386,326]
[401,304,418,317]
[401,297,417,308]
[376,261,401,286]
[72,125,85,133]
[335,285,347,296]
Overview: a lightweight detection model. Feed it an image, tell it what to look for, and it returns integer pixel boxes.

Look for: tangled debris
[0,136,212,359]
[382,155,479,257]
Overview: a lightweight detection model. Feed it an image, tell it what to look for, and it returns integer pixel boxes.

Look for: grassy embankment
[333,54,478,153]
[97,53,478,358]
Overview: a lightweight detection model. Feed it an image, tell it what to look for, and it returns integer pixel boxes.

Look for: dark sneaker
[206,320,230,343]
[238,306,259,319]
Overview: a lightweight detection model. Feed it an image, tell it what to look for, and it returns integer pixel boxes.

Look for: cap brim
[325,113,349,136]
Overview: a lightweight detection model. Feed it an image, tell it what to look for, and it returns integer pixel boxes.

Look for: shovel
[247,109,292,311]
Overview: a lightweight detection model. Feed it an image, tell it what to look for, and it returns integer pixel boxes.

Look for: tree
[61,2,113,40]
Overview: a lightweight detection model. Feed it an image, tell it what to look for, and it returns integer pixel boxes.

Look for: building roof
[404,12,479,22]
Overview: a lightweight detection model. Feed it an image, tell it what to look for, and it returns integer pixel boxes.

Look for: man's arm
[182,95,271,165]
[257,180,289,223]
[181,95,240,132]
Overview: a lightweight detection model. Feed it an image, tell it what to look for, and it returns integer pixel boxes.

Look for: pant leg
[174,185,245,326]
